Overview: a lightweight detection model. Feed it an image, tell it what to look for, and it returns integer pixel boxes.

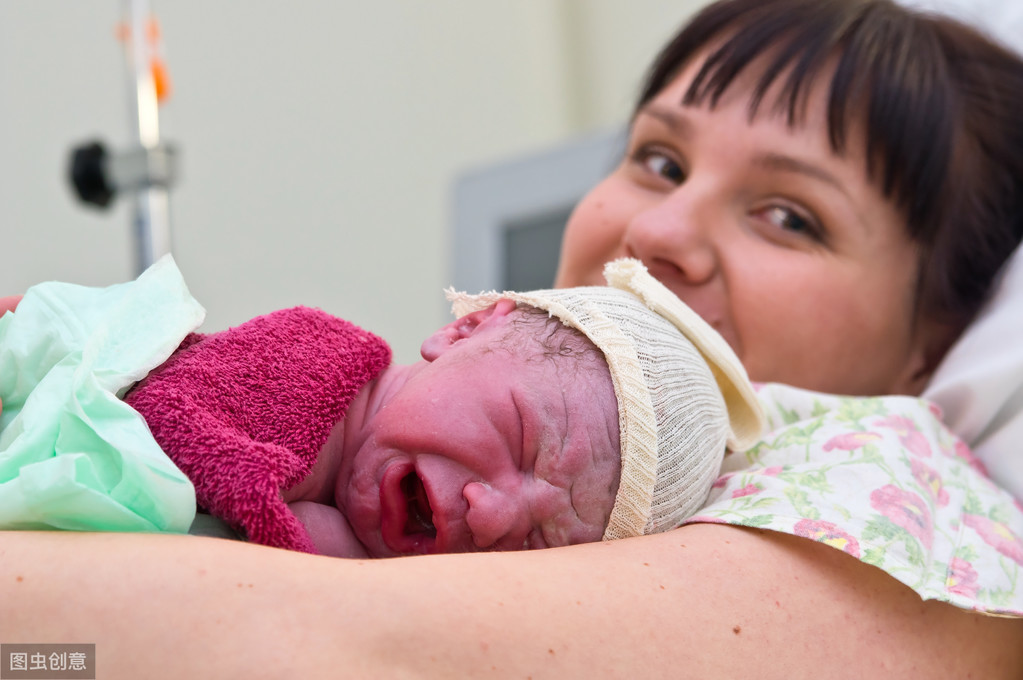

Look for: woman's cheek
[557,188,629,286]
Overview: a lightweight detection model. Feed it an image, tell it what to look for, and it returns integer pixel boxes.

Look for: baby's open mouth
[401,469,436,538]
[379,463,441,555]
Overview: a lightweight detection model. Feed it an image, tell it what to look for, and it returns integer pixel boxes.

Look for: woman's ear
[420,299,517,361]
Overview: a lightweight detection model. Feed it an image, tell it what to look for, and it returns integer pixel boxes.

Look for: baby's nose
[463,482,529,550]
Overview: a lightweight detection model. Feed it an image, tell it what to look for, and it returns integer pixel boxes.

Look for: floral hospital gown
[684,383,1023,617]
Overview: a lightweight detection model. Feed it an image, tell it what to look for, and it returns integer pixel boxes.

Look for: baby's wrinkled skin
[286,299,622,558]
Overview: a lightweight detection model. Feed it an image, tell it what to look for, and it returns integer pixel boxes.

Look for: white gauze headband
[447,258,766,540]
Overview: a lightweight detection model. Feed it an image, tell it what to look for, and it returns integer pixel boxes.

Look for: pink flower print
[763,466,784,477]
[910,459,949,507]
[963,514,1023,566]
[875,415,916,433]
[953,440,991,478]
[875,415,932,458]
[731,483,762,499]
[870,485,934,549]
[927,401,944,421]
[712,472,737,489]
[946,557,979,599]
[794,519,861,558]
[823,431,882,452]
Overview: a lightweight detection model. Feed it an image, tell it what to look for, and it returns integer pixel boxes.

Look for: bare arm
[3,525,1021,679]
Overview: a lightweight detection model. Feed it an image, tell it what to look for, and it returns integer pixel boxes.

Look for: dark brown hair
[506,303,605,364]
[636,0,1023,341]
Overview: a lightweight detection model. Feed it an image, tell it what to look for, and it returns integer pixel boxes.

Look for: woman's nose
[463,482,529,550]
[623,189,718,285]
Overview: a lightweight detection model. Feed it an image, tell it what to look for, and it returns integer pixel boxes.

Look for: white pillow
[923,245,1023,500]
[904,0,1023,500]
[898,0,1023,54]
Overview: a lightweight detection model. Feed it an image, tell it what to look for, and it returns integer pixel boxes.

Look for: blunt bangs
[638,0,1023,342]
[638,0,955,237]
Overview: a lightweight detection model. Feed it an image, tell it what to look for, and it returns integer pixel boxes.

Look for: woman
[3,0,1023,676]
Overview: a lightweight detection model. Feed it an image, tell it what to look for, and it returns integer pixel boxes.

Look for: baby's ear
[420,299,517,361]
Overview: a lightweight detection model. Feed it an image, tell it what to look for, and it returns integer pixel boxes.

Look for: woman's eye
[636,148,685,184]
[761,206,820,240]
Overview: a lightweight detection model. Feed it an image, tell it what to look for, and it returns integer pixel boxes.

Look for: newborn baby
[126,259,764,557]
[283,298,623,557]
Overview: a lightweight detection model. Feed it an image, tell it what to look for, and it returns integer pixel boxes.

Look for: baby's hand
[289,501,369,559]
[0,295,22,316]
[0,296,21,418]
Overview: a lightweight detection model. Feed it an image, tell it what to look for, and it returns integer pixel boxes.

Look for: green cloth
[0,256,204,533]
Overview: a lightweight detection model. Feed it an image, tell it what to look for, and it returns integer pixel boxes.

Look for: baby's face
[336,301,621,557]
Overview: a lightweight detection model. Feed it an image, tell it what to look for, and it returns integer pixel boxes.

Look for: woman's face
[556,55,932,396]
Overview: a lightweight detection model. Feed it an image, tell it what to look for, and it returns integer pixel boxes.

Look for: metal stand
[68,0,178,276]
[125,0,172,273]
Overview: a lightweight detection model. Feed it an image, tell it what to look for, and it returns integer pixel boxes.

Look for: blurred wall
[0,1,704,362]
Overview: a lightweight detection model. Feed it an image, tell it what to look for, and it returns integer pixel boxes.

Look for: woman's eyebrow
[636,106,694,139]
[755,151,868,232]
[639,104,858,209]
[753,152,846,195]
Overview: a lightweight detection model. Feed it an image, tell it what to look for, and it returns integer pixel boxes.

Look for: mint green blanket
[0,256,204,533]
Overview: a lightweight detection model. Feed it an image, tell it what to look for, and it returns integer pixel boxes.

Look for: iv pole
[125,0,172,273]
[68,0,178,276]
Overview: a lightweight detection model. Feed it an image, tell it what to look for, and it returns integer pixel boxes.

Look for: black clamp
[69,140,179,209]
